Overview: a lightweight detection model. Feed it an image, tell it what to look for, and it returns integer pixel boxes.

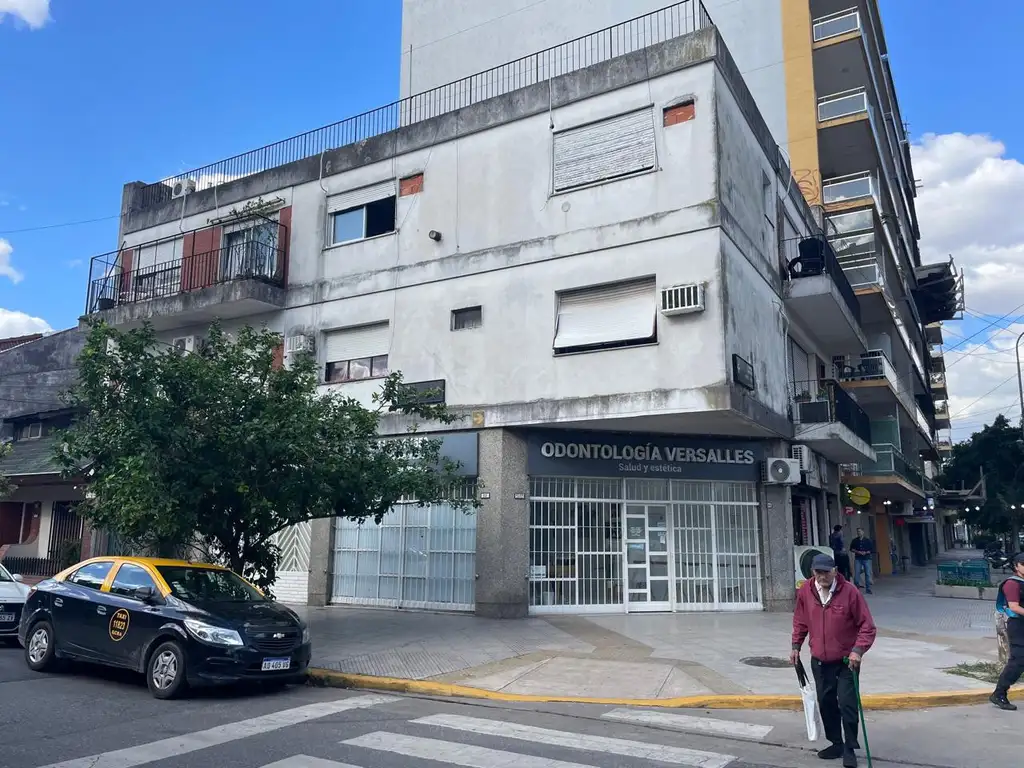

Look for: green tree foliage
[58,321,473,590]
[939,414,1024,542]
[0,441,14,499]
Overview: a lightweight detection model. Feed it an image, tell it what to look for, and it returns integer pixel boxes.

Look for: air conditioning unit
[172,335,201,353]
[790,444,813,472]
[171,178,197,199]
[794,545,835,589]
[660,283,705,316]
[762,457,801,485]
[284,334,314,356]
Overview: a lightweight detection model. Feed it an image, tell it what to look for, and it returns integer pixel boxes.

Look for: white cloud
[912,132,1024,315]
[0,307,51,338]
[0,0,50,28]
[944,323,1024,439]
[66,258,84,269]
[0,238,24,283]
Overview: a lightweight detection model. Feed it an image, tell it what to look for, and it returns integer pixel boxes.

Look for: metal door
[624,504,672,611]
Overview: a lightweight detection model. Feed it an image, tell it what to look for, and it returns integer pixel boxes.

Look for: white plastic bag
[796,658,821,742]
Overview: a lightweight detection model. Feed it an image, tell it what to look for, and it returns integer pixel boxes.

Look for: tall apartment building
[79,1,958,616]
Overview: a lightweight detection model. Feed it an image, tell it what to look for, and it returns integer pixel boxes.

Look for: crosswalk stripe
[261,757,363,768]
[38,694,397,768]
[343,732,595,768]
[602,708,774,741]
[412,714,736,768]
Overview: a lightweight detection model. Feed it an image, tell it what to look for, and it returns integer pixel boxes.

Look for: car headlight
[301,626,311,644]
[184,619,244,647]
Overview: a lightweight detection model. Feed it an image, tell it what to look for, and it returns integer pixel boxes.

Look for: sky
[1,0,1022,443]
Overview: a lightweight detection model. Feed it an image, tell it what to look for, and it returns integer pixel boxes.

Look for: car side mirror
[12,574,23,583]
[135,585,156,603]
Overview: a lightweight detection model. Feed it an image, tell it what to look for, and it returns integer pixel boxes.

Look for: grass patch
[943,661,1003,684]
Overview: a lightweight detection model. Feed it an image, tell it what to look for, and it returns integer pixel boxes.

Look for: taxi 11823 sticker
[109,608,130,641]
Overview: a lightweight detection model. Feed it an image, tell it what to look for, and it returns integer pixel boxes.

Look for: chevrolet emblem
[272,632,285,639]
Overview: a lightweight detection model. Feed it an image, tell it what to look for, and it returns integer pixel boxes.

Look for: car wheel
[25,620,58,672]
[147,641,188,700]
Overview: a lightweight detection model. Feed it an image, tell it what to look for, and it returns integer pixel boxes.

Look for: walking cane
[845,657,873,767]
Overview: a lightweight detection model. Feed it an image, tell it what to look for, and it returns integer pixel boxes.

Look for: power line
[0,213,121,236]
[950,372,1020,419]
[943,301,1024,368]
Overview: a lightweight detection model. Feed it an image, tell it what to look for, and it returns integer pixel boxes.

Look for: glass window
[348,358,372,380]
[68,561,114,590]
[19,423,42,440]
[156,566,264,602]
[451,306,483,331]
[332,208,365,244]
[109,563,159,598]
[371,355,389,377]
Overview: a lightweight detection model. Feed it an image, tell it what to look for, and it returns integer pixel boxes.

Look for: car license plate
[0,613,14,623]
[261,657,290,671]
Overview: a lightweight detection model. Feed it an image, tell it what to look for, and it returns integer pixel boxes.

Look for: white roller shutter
[553,108,656,192]
[327,180,397,214]
[323,322,390,362]
[553,278,656,351]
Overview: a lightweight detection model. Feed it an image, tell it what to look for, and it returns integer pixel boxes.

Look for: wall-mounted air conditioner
[172,335,201,353]
[171,179,197,199]
[791,444,813,472]
[659,283,705,316]
[762,457,801,485]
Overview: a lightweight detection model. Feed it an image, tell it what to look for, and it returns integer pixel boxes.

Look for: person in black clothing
[991,553,1024,710]
[829,524,850,579]
[850,528,874,594]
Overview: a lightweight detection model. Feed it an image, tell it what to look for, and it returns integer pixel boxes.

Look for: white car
[0,562,29,643]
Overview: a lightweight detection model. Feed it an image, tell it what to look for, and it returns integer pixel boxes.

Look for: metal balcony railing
[930,371,947,390]
[844,443,924,489]
[812,8,861,42]
[791,379,872,445]
[786,236,862,323]
[817,88,868,122]
[823,172,879,207]
[87,242,285,314]
[130,0,713,213]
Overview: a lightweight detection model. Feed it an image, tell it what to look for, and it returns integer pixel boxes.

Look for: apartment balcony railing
[786,236,861,323]
[834,349,900,390]
[845,443,924,489]
[935,402,951,427]
[812,8,861,42]
[914,404,933,440]
[823,172,880,208]
[817,88,868,122]
[937,438,953,455]
[930,371,948,396]
[791,379,872,445]
[87,242,285,313]
[836,253,882,290]
[129,0,713,213]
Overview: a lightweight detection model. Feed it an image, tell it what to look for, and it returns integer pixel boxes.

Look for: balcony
[823,172,880,212]
[817,88,868,123]
[812,8,861,43]
[833,349,930,440]
[783,236,866,353]
[935,401,951,429]
[842,442,926,500]
[930,371,948,399]
[937,437,953,457]
[791,379,874,462]
[925,322,944,346]
[86,240,287,330]
[930,347,945,373]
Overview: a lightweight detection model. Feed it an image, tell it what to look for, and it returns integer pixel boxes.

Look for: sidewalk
[296,557,1004,706]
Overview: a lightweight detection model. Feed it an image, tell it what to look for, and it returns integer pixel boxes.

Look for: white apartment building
[82,2,955,616]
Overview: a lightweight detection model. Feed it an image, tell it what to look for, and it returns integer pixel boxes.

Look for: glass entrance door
[624,504,672,611]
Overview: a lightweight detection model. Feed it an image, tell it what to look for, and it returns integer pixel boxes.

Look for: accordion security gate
[528,477,762,613]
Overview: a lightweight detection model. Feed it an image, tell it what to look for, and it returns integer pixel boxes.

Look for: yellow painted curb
[307,668,1023,711]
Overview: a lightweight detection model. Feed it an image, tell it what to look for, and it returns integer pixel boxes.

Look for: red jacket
[792,573,877,663]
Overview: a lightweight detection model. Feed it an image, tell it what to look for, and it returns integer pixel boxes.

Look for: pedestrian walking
[791,553,877,767]
[991,552,1024,711]
[829,524,850,579]
[850,528,874,594]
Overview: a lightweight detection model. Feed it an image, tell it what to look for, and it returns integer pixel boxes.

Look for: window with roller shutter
[553,278,657,355]
[552,108,657,192]
[323,322,391,383]
[328,180,397,245]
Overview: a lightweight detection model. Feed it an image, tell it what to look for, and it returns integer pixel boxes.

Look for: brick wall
[272,571,309,604]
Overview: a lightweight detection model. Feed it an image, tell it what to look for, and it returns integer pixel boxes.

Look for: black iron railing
[130,0,713,212]
[791,379,872,445]
[88,242,285,314]
[787,236,862,323]
[0,556,59,578]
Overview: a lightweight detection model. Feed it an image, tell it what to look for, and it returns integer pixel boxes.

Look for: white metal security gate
[528,477,762,614]
[331,498,477,611]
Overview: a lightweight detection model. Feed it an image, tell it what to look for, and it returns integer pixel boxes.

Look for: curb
[307,669,1023,711]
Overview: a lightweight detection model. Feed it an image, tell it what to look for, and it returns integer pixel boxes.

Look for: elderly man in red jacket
[790,553,877,768]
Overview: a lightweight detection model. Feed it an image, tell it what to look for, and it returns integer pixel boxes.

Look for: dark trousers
[835,552,851,579]
[812,657,859,749]
[996,618,1024,696]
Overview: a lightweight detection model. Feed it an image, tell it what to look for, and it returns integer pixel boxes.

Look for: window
[553,108,656,192]
[156,566,265,602]
[109,563,159,598]
[222,221,279,279]
[762,172,774,226]
[451,306,482,331]
[553,278,657,354]
[68,561,114,590]
[323,322,390,383]
[328,181,398,245]
[19,423,42,440]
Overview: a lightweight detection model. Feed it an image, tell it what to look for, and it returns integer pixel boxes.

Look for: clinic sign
[526,431,763,482]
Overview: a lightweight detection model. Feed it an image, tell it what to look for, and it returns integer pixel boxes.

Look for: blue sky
[1,0,1022,439]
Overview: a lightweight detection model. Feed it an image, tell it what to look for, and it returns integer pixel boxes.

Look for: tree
[58,320,473,591]
[939,414,1024,548]
[0,441,15,500]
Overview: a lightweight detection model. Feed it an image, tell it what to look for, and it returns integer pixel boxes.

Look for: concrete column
[474,428,530,619]
[760,441,796,612]
[306,517,335,607]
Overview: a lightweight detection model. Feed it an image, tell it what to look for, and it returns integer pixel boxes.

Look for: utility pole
[1016,330,1024,441]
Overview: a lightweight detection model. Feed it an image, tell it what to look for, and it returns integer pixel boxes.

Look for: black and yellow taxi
[18,556,312,699]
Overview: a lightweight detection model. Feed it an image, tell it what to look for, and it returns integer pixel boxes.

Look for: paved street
[1,640,1019,768]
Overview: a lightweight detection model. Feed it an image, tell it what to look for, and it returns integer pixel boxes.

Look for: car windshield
[0,564,12,583]
[156,566,265,603]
